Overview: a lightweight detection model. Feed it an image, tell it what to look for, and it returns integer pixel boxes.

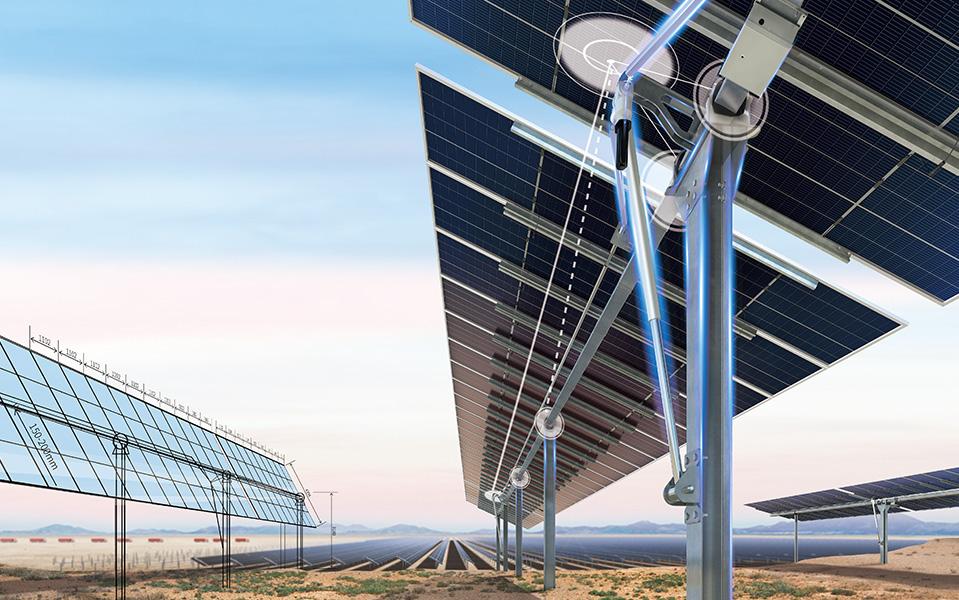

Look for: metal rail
[768,487,959,518]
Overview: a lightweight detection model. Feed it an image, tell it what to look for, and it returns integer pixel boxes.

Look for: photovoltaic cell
[0,337,314,527]
[740,278,900,364]
[420,68,903,526]
[715,0,959,125]
[748,467,959,521]
[411,0,959,302]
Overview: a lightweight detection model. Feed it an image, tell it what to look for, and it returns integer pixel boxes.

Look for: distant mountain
[368,524,445,535]
[333,524,371,534]
[5,514,958,537]
[556,521,686,535]
[127,528,192,535]
[0,523,444,536]
[1,524,297,536]
[186,525,283,535]
[735,514,959,536]
[0,524,99,535]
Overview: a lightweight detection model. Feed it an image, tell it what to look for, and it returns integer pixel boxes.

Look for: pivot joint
[664,450,701,507]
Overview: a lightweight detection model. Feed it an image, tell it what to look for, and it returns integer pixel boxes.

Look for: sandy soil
[0,538,955,599]
[766,537,959,592]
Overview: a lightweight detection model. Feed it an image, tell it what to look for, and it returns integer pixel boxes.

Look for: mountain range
[3,515,958,536]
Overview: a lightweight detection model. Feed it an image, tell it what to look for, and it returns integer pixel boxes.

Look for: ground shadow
[0,573,106,596]
[0,567,198,597]
[769,562,959,591]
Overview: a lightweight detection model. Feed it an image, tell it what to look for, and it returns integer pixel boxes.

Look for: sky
[0,1,956,533]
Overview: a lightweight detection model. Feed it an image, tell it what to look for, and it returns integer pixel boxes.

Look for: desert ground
[0,538,956,599]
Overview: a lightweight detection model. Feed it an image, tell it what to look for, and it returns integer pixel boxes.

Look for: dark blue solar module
[411,0,959,302]
[420,68,903,526]
[468,534,925,567]
[195,537,443,570]
[748,467,959,521]
[716,0,959,126]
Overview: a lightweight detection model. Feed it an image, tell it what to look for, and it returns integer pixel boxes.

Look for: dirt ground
[0,538,956,599]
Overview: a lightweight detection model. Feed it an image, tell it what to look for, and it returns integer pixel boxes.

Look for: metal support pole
[879,503,890,564]
[315,491,337,568]
[543,438,556,591]
[503,508,509,571]
[222,475,231,589]
[514,489,523,578]
[330,493,334,568]
[495,513,502,571]
[297,494,305,569]
[113,434,128,600]
[793,515,799,563]
[684,134,746,600]
[497,513,503,571]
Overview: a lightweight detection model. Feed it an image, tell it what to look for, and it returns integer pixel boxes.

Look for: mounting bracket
[664,449,701,507]
[633,76,700,151]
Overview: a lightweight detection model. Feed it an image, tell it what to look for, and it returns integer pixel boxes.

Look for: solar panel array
[0,337,314,526]
[419,67,904,527]
[747,467,959,521]
[411,0,959,303]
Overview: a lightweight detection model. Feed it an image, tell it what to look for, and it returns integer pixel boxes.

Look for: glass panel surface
[0,338,311,525]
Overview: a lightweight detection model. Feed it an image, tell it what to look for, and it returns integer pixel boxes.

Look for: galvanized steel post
[515,489,524,578]
[543,438,556,590]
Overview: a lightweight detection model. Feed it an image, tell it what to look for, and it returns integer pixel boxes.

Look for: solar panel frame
[0,337,314,527]
[714,0,959,126]
[419,67,905,527]
[410,0,959,303]
[748,467,959,521]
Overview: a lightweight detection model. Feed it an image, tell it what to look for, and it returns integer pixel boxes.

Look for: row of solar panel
[420,68,903,525]
[411,0,959,303]
[0,337,312,526]
[747,467,959,521]
[422,69,901,371]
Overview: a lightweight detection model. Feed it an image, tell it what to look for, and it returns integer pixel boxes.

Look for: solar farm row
[466,535,925,567]
[197,535,929,572]
[748,466,959,520]
[195,538,454,571]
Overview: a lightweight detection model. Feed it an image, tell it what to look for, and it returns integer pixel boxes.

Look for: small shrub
[588,590,625,600]
[642,572,685,593]
[738,579,827,598]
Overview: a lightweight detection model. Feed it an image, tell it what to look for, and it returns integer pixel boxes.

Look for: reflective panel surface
[0,337,314,526]
[419,68,904,528]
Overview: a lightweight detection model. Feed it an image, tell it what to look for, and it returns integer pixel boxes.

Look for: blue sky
[0,2,956,532]
[0,1,572,261]
[0,1,431,259]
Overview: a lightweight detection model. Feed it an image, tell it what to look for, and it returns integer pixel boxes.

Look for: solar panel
[411,0,959,303]
[419,67,904,527]
[715,0,959,126]
[0,336,314,527]
[747,467,959,521]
